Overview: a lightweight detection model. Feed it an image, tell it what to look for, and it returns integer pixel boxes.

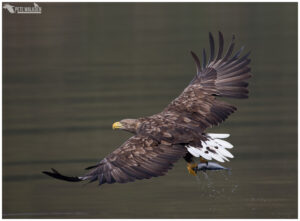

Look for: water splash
[194,168,238,199]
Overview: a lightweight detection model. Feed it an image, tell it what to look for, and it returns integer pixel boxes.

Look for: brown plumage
[43,32,251,186]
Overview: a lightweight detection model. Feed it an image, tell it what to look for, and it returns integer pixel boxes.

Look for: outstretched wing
[161,32,251,130]
[43,135,187,185]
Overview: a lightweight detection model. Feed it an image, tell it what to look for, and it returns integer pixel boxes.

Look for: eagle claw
[187,163,198,176]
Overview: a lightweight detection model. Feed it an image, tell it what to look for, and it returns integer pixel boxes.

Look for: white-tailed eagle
[43,32,251,186]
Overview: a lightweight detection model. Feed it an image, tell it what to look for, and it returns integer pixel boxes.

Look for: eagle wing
[43,135,187,185]
[160,32,251,130]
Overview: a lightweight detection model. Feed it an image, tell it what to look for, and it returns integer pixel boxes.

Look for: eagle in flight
[43,32,251,186]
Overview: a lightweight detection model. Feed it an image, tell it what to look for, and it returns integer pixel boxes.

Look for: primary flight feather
[43,32,251,186]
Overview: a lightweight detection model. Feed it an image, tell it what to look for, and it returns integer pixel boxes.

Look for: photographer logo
[3,3,42,14]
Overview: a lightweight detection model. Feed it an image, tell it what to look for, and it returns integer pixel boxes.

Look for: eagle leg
[187,163,198,176]
[183,152,197,176]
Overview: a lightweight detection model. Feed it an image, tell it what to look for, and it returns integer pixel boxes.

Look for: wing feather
[190,51,201,74]
[208,32,215,63]
[202,48,207,70]
[215,31,224,61]
[222,35,235,62]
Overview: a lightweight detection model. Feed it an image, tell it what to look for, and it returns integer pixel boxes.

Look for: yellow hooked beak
[112,122,122,130]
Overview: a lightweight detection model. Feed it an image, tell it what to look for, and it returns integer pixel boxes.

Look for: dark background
[3,3,297,218]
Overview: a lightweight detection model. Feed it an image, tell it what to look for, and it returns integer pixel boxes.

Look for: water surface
[3,3,297,218]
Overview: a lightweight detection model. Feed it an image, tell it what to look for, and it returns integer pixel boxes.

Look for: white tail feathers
[207,133,230,139]
[186,133,234,162]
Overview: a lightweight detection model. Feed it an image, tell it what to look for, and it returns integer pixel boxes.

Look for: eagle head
[112,119,141,133]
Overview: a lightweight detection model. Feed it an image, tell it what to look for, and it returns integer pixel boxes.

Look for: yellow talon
[187,163,197,176]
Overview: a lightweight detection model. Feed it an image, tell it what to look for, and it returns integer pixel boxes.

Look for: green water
[3,3,297,218]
